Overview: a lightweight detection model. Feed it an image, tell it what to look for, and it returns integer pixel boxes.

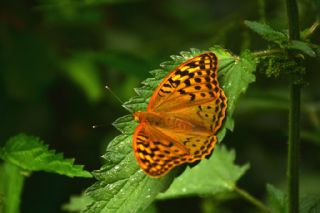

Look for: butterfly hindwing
[156,127,218,162]
[133,123,190,177]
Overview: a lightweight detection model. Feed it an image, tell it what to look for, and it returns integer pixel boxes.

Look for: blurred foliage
[0,0,319,212]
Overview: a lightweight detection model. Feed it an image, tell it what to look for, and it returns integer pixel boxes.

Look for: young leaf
[84,47,256,212]
[0,134,92,178]
[157,145,249,199]
[244,20,287,45]
[286,40,316,57]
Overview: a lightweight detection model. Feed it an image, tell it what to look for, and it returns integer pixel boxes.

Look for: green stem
[3,163,25,213]
[252,48,283,57]
[286,0,300,40]
[286,0,301,212]
[287,84,301,213]
[234,186,272,213]
[303,20,320,39]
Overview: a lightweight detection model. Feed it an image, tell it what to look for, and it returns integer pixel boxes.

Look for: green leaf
[266,184,320,213]
[286,40,316,57]
[244,20,287,45]
[84,134,175,213]
[0,163,25,213]
[300,195,320,213]
[157,145,249,199]
[1,134,92,178]
[245,21,317,57]
[84,47,256,212]
[266,184,287,213]
[62,194,93,212]
[213,47,256,139]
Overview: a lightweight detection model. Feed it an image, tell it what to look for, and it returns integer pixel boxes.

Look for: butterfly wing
[133,52,227,177]
[133,123,190,177]
[157,127,218,163]
[148,52,222,113]
[149,52,227,133]
[133,123,219,176]
[165,91,227,133]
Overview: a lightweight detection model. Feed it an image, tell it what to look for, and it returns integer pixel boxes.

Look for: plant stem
[303,20,320,39]
[234,186,272,213]
[252,48,283,57]
[287,84,301,213]
[286,0,300,40]
[286,0,301,212]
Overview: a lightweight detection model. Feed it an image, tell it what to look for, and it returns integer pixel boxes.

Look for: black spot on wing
[179,89,186,94]
[195,78,201,83]
[184,79,191,86]
[189,93,196,101]
[195,85,201,90]
[188,62,197,68]
[163,83,172,88]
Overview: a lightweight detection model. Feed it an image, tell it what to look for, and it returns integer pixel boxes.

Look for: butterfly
[132,52,227,177]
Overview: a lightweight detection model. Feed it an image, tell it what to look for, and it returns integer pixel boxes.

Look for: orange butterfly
[132,52,227,177]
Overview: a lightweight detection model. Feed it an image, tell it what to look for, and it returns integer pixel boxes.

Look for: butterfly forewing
[148,52,219,112]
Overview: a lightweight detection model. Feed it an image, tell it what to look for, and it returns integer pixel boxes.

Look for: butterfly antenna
[92,123,111,129]
[105,84,124,104]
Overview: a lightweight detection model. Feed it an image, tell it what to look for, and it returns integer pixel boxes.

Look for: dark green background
[1,0,319,212]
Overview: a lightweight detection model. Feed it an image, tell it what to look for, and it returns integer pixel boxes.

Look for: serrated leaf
[84,47,256,212]
[300,195,320,213]
[266,184,320,213]
[1,134,92,178]
[84,169,175,213]
[157,145,249,199]
[84,122,176,212]
[122,96,147,113]
[266,184,287,213]
[112,115,137,134]
[244,20,287,45]
[286,40,316,57]
[222,50,256,114]
[215,48,256,139]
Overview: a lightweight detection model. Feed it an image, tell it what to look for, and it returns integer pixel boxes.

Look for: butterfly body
[132,52,227,177]
[134,111,196,132]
